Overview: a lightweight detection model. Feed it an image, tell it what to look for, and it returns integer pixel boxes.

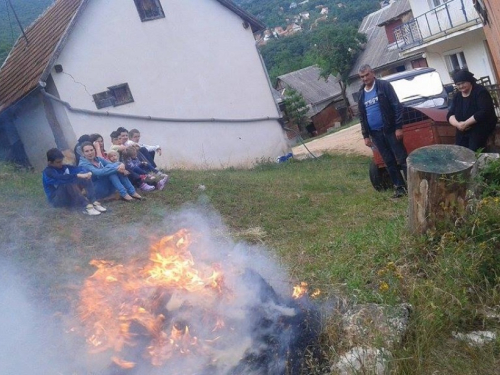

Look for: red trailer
[369,106,500,190]
[369,106,456,190]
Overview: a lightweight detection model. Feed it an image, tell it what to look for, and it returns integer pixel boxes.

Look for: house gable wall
[51,0,278,119]
[45,0,287,169]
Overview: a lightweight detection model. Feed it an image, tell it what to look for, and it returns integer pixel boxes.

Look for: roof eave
[0,87,40,116]
[40,0,89,83]
[377,10,411,27]
[215,0,266,32]
[347,52,425,81]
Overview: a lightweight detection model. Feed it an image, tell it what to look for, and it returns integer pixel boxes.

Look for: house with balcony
[394,0,496,85]
[346,0,426,107]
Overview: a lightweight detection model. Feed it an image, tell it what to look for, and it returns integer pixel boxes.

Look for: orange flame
[77,229,225,368]
[311,289,321,298]
[292,282,308,299]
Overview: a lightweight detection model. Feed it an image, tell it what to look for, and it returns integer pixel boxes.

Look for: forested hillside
[234,0,379,28]
[0,0,54,64]
[235,0,379,85]
[0,0,380,87]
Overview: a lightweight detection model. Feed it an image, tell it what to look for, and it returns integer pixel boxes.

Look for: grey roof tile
[349,0,414,78]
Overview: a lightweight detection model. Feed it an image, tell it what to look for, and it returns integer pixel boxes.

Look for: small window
[93,91,115,109]
[429,0,449,8]
[93,83,134,110]
[109,84,134,106]
[134,0,165,22]
[445,51,468,75]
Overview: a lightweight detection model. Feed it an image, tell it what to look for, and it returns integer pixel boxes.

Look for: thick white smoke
[0,208,319,375]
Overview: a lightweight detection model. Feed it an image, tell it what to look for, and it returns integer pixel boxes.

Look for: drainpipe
[40,89,280,123]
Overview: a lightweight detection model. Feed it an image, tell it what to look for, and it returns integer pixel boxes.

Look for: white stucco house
[0,0,289,171]
[393,0,496,85]
[346,0,426,107]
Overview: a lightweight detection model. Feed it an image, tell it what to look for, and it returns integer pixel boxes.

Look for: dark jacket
[358,79,403,139]
[42,164,86,202]
[446,83,497,137]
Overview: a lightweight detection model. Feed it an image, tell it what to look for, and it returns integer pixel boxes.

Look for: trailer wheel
[369,161,392,191]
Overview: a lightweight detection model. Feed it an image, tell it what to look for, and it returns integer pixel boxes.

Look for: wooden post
[407,145,476,234]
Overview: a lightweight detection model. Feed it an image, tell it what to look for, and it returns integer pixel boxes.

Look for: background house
[276,65,345,136]
[0,0,289,171]
[393,0,496,85]
[346,0,426,108]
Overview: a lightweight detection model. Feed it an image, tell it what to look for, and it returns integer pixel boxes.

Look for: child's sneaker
[140,182,155,192]
[93,201,107,212]
[157,176,169,191]
[85,204,101,215]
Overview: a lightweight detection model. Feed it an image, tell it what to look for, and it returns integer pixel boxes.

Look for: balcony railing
[394,0,481,51]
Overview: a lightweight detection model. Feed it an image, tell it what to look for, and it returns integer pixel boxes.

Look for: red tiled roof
[0,0,264,114]
[0,0,83,113]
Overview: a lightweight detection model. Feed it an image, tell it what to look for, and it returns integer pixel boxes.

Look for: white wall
[423,28,496,85]
[51,106,287,169]
[408,0,433,17]
[11,94,56,171]
[49,0,288,169]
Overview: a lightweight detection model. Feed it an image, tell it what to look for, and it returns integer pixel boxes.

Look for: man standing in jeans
[357,64,408,198]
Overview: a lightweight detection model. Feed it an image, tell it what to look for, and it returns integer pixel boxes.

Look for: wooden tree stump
[407,145,476,234]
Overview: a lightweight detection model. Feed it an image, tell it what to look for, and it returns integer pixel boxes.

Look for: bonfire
[76,229,319,374]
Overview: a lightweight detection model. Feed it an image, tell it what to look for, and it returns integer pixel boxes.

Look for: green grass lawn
[1,154,499,374]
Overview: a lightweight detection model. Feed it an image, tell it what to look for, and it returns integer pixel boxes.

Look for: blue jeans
[370,130,407,188]
[93,174,136,199]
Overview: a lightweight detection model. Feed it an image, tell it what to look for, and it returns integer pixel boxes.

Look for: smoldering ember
[67,228,321,374]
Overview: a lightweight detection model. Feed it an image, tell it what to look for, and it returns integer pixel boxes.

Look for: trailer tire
[369,161,392,191]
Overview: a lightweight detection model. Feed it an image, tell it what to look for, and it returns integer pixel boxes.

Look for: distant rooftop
[277,65,342,116]
[349,0,418,78]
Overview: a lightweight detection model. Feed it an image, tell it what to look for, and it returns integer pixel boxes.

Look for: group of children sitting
[42,127,168,215]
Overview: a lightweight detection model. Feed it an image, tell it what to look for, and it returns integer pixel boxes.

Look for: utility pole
[7,0,29,44]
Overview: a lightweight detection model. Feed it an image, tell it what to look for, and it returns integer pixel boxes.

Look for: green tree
[260,32,316,84]
[283,88,309,131]
[312,24,367,118]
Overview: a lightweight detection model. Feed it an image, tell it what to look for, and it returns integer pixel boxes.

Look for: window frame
[429,0,448,8]
[108,83,134,106]
[444,50,468,76]
[93,83,134,110]
[133,0,165,22]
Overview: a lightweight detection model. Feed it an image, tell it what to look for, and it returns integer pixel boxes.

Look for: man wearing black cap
[358,64,407,198]
[447,69,497,151]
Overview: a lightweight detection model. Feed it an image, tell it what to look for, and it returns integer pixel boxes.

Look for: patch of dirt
[292,124,372,159]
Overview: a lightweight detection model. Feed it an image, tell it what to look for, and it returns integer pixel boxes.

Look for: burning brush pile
[75,228,320,374]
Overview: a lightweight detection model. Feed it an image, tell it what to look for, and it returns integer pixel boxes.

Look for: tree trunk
[339,81,352,121]
[407,145,476,234]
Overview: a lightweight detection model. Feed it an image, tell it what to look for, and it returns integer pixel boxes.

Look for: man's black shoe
[392,187,407,198]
